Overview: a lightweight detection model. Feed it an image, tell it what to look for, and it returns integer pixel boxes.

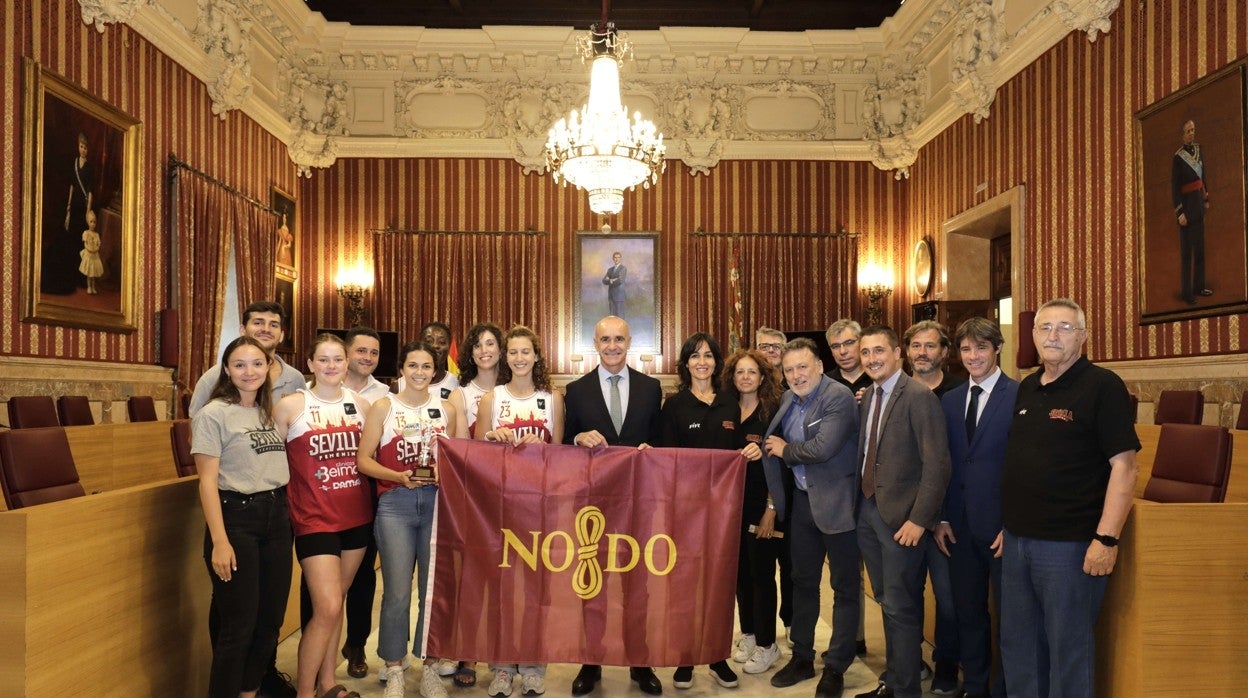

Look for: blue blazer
[762,375,860,535]
[939,372,1019,541]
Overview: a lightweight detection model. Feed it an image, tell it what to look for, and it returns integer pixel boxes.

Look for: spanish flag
[447,337,460,377]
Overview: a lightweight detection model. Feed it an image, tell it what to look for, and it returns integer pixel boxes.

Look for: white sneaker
[520,673,546,696]
[434,658,458,677]
[742,644,781,674]
[732,634,757,663]
[487,670,515,697]
[383,665,406,698]
[380,656,412,683]
[421,666,450,698]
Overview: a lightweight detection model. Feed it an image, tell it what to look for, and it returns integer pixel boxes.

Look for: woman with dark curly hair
[658,332,741,690]
[720,349,786,675]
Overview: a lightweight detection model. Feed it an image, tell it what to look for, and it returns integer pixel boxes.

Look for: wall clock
[912,238,934,298]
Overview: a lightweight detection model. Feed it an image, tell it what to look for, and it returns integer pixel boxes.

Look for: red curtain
[687,233,859,344]
[372,231,550,344]
[174,168,277,390]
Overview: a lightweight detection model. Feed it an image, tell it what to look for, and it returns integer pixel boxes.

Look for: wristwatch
[1092,533,1119,547]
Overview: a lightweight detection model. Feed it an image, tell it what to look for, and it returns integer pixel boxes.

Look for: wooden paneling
[66,421,179,492]
[0,478,212,696]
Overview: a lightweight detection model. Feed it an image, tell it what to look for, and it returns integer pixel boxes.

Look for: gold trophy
[402,419,438,483]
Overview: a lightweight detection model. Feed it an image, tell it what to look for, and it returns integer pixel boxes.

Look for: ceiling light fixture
[544,2,665,216]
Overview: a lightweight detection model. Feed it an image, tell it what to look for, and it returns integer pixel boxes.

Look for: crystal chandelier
[544,19,665,216]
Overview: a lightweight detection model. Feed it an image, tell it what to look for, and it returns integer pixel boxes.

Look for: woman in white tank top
[475,326,564,696]
[357,340,466,698]
[447,323,503,440]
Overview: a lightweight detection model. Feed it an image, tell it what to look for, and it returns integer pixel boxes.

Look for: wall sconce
[859,261,894,327]
[335,263,373,328]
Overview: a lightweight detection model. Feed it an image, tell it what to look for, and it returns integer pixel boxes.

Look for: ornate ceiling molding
[97,0,1121,178]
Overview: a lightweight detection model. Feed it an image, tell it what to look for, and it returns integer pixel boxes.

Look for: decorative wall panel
[907,0,1247,361]
[3,0,297,374]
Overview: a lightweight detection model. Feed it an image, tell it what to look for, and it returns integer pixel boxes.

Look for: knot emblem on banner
[572,506,606,599]
[499,506,678,600]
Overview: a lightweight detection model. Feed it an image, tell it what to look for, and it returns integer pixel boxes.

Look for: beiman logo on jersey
[499,505,677,600]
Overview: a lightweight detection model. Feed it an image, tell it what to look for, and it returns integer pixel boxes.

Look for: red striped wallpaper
[297,158,904,374]
[908,0,1248,361]
[2,0,297,365]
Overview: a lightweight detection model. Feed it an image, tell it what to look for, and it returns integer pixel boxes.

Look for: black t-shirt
[657,389,738,450]
[932,371,962,397]
[735,402,787,533]
[827,370,872,399]
[1001,357,1140,540]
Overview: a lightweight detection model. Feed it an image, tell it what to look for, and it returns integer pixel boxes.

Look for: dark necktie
[608,374,624,434]
[862,387,884,499]
[965,385,983,443]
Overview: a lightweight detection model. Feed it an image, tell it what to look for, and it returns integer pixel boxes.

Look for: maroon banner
[426,439,745,667]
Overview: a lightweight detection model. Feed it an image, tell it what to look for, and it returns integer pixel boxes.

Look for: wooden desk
[0,478,212,695]
[66,420,179,492]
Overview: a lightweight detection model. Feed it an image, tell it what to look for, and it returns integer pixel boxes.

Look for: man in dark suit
[855,326,951,698]
[1172,119,1212,305]
[762,338,861,698]
[563,315,663,695]
[603,251,628,318]
[933,317,1017,698]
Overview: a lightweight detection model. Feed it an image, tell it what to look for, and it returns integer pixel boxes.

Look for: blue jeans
[1000,531,1107,698]
[857,496,926,698]
[374,485,438,662]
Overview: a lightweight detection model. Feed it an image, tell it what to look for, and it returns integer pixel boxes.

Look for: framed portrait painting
[573,232,660,354]
[21,59,140,333]
[275,271,296,356]
[272,185,297,275]
[1136,59,1248,323]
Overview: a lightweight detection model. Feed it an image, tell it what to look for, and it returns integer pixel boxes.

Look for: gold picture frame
[21,58,141,333]
[272,185,297,276]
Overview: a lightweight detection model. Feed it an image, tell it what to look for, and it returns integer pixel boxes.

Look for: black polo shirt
[1001,357,1140,541]
[828,370,872,397]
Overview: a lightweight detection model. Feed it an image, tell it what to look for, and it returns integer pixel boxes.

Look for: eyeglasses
[1033,322,1085,337]
[757,343,783,352]
[828,338,858,352]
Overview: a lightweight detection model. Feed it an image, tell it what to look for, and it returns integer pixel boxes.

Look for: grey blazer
[857,371,951,531]
[761,375,860,535]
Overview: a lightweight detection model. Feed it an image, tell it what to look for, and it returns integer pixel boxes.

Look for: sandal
[318,685,362,698]
[453,662,478,688]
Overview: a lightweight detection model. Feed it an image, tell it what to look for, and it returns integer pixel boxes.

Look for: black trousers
[735,530,783,646]
[205,488,292,698]
[1180,220,1206,302]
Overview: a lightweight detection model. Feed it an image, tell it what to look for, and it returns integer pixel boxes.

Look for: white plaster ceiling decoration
[100,0,1124,178]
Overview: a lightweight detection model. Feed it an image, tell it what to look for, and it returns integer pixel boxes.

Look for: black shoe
[672,666,693,690]
[342,643,368,679]
[931,660,959,695]
[854,682,894,698]
[815,669,844,698]
[769,656,816,688]
[630,667,663,695]
[1199,288,1214,296]
[258,668,297,698]
[856,639,868,656]
[708,661,737,688]
[571,665,601,696]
